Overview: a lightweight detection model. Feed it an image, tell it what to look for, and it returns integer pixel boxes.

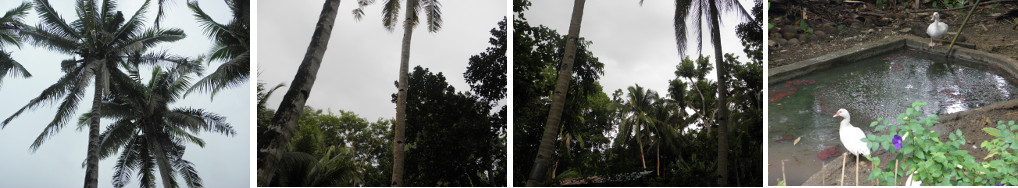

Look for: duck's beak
[833,112,840,118]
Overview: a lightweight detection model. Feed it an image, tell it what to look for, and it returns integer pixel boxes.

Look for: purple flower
[999,183,1003,186]
[892,135,903,150]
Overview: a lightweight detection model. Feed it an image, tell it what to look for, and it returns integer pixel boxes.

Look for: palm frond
[111,0,151,47]
[116,27,185,53]
[0,1,32,47]
[112,137,143,188]
[175,159,203,188]
[29,65,95,151]
[1,65,85,127]
[381,0,401,31]
[257,83,285,108]
[187,1,231,45]
[96,119,139,160]
[33,0,79,40]
[421,0,442,32]
[153,0,169,28]
[169,107,235,136]
[352,0,376,20]
[186,51,247,97]
[19,23,79,54]
[673,0,692,57]
[0,51,32,90]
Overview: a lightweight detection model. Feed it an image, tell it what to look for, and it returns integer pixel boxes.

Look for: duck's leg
[841,152,847,186]
[929,38,936,47]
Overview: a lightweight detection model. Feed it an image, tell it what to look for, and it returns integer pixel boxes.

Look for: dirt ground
[797,99,1018,186]
[768,0,1018,68]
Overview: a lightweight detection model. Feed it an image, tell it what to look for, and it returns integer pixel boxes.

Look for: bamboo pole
[894,159,899,186]
[841,152,848,186]
[946,0,982,57]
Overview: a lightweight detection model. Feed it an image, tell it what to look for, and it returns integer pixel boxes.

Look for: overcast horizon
[0,1,249,187]
[524,0,754,98]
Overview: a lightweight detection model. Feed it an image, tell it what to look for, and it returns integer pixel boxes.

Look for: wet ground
[768,1,1018,68]
[767,49,1018,185]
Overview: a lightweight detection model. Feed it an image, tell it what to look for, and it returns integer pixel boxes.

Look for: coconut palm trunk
[84,76,103,188]
[391,9,414,186]
[526,0,585,186]
[257,0,341,186]
[707,0,730,185]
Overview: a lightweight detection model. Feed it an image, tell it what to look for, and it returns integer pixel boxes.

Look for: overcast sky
[258,1,506,121]
[524,0,754,98]
[0,1,249,187]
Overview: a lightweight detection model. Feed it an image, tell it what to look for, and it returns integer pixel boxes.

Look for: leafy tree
[641,0,753,183]
[257,0,341,185]
[186,0,250,96]
[391,66,504,186]
[90,66,235,188]
[0,1,32,89]
[1,1,188,187]
[464,17,507,105]
[352,0,445,184]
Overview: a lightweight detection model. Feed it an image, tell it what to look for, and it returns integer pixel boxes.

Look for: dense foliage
[513,1,763,186]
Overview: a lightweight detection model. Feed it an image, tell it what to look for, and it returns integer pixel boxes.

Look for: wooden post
[841,152,847,186]
[945,0,982,57]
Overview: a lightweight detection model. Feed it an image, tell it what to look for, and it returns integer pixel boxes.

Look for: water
[767,49,1018,186]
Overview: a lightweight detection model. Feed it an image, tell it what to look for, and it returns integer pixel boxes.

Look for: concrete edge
[767,37,906,85]
[769,35,1018,86]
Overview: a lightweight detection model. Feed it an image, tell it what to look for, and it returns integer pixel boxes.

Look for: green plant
[876,0,886,8]
[863,101,1018,185]
[797,20,814,35]
[837,25,845,31]
[980,120,1018,185]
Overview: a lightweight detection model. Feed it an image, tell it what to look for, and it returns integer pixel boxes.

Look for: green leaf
[984,127,1002,138]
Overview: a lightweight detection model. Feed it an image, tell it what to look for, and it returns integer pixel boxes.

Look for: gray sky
[258,1,506,121]
[525,0,753,99]
[0,1,249,187]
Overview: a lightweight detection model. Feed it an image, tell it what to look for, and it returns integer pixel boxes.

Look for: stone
[814,30,826,37]
[783,31,799,40]
[789,38,800,45]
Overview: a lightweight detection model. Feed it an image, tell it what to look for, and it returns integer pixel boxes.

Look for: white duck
[927,12,949,47]
[834,108,870,186]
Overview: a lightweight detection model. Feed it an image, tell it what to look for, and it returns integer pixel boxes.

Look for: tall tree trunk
[256,0,341,186]
[526,0,585,186]
[391,3,416,187]
[638,130,646,169]
[657,144,661,176]
[707,0,730,186]
[83,77,102,188]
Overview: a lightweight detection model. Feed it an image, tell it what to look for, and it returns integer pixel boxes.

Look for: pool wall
[769,35,1018,85]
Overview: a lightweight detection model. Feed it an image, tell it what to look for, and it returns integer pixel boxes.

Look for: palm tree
[90,66,235,188]
[0,1,33,89]
[186,0,250,96]
[642,0,751,184]
[352,0,443,185]
[526,0,586,186]
[1,1,186,187]
[257,0,341,186]
[617,84,657,170]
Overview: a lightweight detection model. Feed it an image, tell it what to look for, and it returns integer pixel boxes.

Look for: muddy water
[767,49,1018,186]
